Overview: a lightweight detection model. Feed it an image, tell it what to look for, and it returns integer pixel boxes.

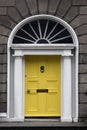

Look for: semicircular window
[13,19,73,44]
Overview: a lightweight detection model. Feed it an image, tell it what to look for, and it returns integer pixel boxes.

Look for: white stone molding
[61,56,72,122]
[14,56,24,120]
[5,15,79,122]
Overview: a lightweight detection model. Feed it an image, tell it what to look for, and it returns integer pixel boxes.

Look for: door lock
[27,89,30,94]
[40,66,45,73]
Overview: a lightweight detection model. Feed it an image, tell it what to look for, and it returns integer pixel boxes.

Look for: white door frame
[6,15,78,122]
[7,46,78,122]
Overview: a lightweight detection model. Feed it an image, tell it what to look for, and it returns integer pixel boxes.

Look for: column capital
[12,50,23,57]
[62,50,73,57]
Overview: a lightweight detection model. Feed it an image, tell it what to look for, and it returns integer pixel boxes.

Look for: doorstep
[0,120,87,127]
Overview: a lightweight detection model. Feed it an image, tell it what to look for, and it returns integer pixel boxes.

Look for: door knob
[40,66,45,73]
[27,89,30,94]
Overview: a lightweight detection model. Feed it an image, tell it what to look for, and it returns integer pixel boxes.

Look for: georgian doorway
[7,15,78,122]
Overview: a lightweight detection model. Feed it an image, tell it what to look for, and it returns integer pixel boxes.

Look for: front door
[25,56,61,117]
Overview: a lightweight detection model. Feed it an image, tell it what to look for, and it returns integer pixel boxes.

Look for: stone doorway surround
[6,15,78,122]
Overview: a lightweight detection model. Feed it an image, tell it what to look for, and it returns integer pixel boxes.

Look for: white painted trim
[8,14,78,46]
[73,46,79,122]
[7,47,10,119]
[13,49,73,57]
[11,44,75,50]
[61,56,72,122]
[73,118,78,122]
[23,57,25,119]
[13,50,23,56]
[7,50,78,121]
[6,14,79,122]
[61,118,72,122]
[0,113,7,117]
[14,56,24,119]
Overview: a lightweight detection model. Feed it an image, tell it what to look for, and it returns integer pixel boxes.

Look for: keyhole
[40,66,45,73]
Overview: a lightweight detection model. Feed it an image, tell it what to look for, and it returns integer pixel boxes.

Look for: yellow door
[25,56,61,117]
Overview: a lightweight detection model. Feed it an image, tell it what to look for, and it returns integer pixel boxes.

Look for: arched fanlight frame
[8,15,78,47]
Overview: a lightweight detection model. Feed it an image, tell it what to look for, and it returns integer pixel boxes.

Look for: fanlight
[13,19,73,44]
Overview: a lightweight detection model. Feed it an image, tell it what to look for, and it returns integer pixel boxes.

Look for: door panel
[47,93,58,111]
[25,56,61,117]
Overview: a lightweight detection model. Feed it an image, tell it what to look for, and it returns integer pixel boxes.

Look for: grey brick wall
[0,0,87,122]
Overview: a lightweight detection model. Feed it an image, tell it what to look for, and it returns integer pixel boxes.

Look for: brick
[38,0,48,13]
[79,64,87,73]
[80,104,87,117]
[64,7,78,22]
[0,16,16,29]
[0,16,12,27]
[80,7,87,14]
[0,35,8,44]
[80,45,87,54]
[80,74,87,83]
[80,94,87,103]
[7,7,22,23]
[75,25,87,36]
[56,0,71,18]
[80,54,87,64]
[0,64,7,73]
[70,15,87,28]
[26,0,37,15]
[0,45,7,54]
[0,93,7,102]
[15,0,29,18]
[79,35,87,44]
[0,0,15,6]
[73,0,87,5]
[0,74,6,83]
[79,117,87,122]
[0,84,7,92]
[0,55,7,64]
[79,84,87,93]
[48,0,60,14]
[0,26,11,36]
[0,102,6,112]
[0,7,7,15]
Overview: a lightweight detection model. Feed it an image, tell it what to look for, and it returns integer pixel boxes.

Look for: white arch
[8,14,78,47]
[7,14,78,122]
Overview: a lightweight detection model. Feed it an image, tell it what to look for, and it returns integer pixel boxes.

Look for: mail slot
[37,89,48,93]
